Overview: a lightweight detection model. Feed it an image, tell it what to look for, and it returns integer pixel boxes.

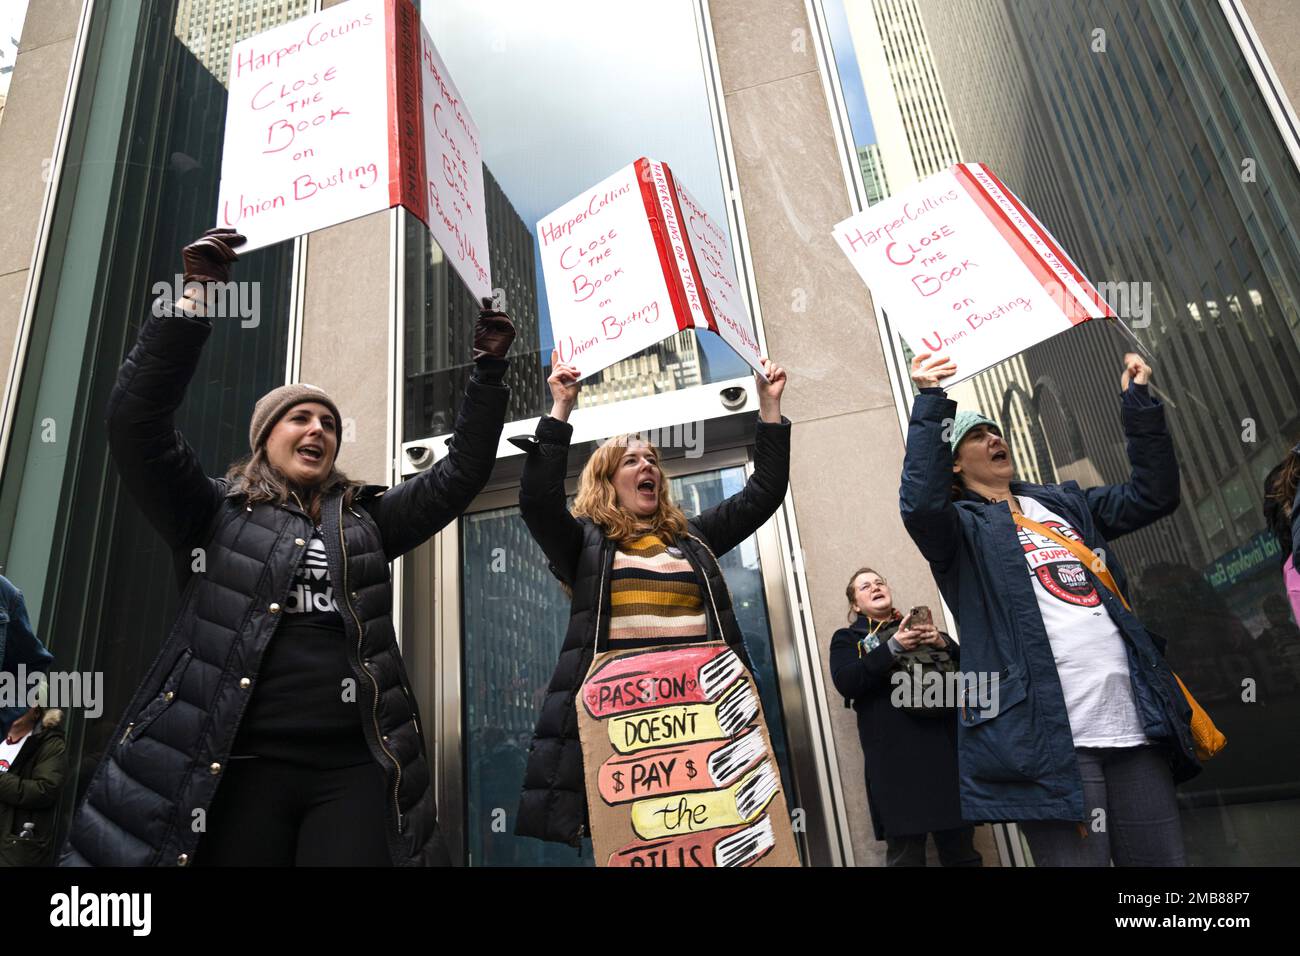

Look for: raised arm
[106,231,245,551]
[691,360,789,557]
[899,353,962,575]
[0,580,54,732]
[373,300,513,560]
[1083,354,1180,540]
[509,352,584,585]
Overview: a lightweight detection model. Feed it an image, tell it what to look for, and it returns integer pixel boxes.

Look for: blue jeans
[1020,746,1185,867]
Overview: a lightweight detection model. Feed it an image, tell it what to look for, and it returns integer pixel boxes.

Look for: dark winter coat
[899,386,1198,824]
[60,298,508,866]
[0,576,54,734]
[829,617,967,840]
[0,709,68,867]
[511,414,791,846]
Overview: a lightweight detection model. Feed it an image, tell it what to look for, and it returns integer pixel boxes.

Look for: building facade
[1,0,1298,867]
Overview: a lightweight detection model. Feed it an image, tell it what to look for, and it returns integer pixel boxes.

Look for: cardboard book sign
[216,0,491,300]
[833,162,1117,385]
[577,644,799,867]
[538,157,765,381]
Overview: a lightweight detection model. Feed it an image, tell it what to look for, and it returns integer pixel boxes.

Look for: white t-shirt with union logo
[1016,495,1149,748]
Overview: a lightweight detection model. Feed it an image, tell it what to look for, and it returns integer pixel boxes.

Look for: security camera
[405,444,433,468]
[719,385,748,410]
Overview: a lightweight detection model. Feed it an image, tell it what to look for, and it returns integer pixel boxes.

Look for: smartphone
[907,606,933,628]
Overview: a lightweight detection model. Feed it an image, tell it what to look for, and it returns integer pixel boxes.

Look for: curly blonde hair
[573,435,690,543]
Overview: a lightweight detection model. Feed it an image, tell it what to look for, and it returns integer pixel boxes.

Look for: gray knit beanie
[249,383,343,455]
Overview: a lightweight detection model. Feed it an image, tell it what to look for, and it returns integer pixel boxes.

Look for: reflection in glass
[460,465,792,866]
[826,0,1300,864]
[405,0,750,440]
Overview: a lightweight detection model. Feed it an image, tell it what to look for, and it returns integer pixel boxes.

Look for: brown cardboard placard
[577,643,799,867]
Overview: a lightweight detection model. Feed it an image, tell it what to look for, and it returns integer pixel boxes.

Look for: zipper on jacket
[575,822,587,856]
[119,722,135,745]
[337,496,404,834]
[593,541,609,652]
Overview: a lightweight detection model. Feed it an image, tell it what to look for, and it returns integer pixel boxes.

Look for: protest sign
[538,157,766,381]
[577,644,799,867]
[216,0,491,300]
[833,163,1115,384]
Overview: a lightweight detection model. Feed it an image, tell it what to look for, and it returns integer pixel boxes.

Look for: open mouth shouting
[636,475,658,503]
[297,442,326,466]
[991,448,1009,464]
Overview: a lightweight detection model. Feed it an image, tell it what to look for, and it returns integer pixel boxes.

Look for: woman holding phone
[898,349,1197,867]
[829,568,978,866]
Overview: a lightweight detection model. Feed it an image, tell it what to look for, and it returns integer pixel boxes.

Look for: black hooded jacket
[1,709,67,867]
[60,299,508,866]
[511,414,791,846]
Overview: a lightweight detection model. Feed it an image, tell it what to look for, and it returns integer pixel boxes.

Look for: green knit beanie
[950,410,1001,453]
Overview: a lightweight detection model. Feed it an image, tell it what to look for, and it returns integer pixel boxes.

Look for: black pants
[196,756,392,866]
[885,826,982,867]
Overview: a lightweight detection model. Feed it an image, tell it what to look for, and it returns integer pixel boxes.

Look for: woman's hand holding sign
[910,352,957,389]
[179,228,246,313]
[1120,352,1152,390]
[756,358,787,423]
[548,349,582,423]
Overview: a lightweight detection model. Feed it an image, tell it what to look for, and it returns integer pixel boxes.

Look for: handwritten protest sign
[833,163,1115,384]
[538,158,766,381]
[418,31,489,299]
[577,644,799,867]
[216,0,490,300]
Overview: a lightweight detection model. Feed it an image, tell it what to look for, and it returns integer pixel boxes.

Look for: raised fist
[473,295,516,360]
[182,228,246,286]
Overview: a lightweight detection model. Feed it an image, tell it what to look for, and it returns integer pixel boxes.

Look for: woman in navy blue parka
[899,350,1198,867]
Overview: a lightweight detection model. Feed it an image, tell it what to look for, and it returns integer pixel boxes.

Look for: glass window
[403,0,751,441]
[826,0,1300,865]
[0,0,308,828]
[459,465,794,866]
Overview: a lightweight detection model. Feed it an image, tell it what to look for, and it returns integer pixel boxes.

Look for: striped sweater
[607,533,708,647]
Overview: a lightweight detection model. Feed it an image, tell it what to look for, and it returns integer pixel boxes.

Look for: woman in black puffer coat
[61,230,513,867]
[511,349,790,850]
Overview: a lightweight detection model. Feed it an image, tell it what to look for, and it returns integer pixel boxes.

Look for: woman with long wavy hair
[62,229,515,867]
[511,350,795,864]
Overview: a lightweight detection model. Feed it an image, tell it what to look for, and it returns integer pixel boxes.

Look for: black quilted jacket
[511,414,791,846]
[60,299,508,866]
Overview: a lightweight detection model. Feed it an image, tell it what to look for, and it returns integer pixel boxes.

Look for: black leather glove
[473,295,516,360]
[182,228,246,286]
